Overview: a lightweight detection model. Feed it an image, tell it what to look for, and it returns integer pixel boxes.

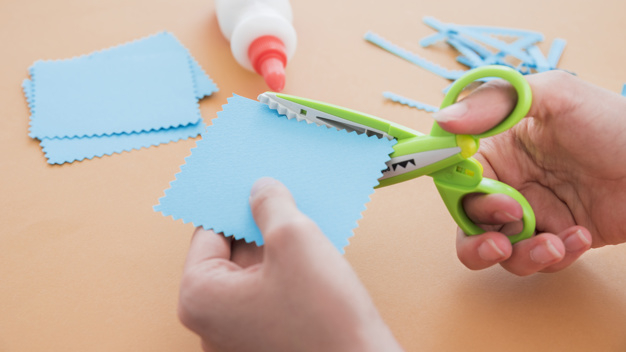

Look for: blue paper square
[154,95,396,253]
[24,32,218,164]
[23,67,207,164]
[29,51,200,139]
[83,32,217,99]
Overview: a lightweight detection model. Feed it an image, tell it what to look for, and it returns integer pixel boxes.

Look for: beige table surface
[2,0,626,351]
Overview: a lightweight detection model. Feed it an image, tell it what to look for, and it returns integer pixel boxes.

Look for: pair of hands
[179,71,626,351]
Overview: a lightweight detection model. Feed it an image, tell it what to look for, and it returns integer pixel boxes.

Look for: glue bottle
[215,0,297,92]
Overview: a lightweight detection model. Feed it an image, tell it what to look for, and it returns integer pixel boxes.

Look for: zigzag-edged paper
[28,50,201,139]
[154,95,396,253]
[23,31,217,164]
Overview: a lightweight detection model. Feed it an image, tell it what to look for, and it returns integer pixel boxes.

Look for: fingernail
[494,211,521,223]
[564,229,591,253]
[432,102,468,122]
[530,240,562,264]
[250,177,278,198]
[478,238,507,262]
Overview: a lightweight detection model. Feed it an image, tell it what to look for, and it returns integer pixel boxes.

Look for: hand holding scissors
[259,65,535,243]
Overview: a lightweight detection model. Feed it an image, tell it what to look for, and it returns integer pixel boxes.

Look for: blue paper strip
[446,36,493,60]
[447,38,484,68]
[463,25,544,41]
[527,45,550,72]
[547,38,567,69]
[365,31,465,80]
[383,92,439,112]
[482,34,542,66]
[422,17,534,63]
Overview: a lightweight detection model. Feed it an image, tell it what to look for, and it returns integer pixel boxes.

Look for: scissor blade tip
[257,92,272,101]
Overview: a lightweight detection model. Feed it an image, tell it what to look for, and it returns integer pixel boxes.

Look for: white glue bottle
[215,0,297,92]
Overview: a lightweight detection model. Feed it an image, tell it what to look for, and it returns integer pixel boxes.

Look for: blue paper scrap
[383,92,439,113]
[365,31,465,80]
[24,32,217,164]
[369,17,566,111]
[547,38,567,69]
[527,45,550,72]
[155,95,396,253]
[422,17,537,64]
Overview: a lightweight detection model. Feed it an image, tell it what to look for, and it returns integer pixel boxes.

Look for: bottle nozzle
[258,57,286,92]
[248,36,288,92]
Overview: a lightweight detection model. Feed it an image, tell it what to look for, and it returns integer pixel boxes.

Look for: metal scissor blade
[258,92,393,140]
[315,116,387,139]
[380,146,461,180]
[258,92,310,122]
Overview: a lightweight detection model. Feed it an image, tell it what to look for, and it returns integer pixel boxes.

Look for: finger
[249,177,336,263]
[456,228,513,270]
[523,70,590,122]
[500,233,566,276]
[462,193,523,225]
[179,228,238,325]
[432,79,517,134]
[432,71,591,136]
[230,239,264,268]
[540,226,592,273]
[184,227,232,271]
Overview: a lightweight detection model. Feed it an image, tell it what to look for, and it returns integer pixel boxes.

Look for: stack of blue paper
[22,32,218,164]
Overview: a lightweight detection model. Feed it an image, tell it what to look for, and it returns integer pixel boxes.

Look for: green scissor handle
[432,158,536,243]
[430,65,533,139]
[430,66,535,243]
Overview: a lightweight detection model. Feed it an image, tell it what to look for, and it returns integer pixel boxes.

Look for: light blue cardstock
[383,91,439,113]
[39,123,206,164]
[23,32,217,164]
[80,32,217,99]
[29,51,200,139]
[155,95,396,253]
[23,81,205,165]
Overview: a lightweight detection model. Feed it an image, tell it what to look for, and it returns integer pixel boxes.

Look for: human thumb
[432,79,519,135]
[249,177,339,266]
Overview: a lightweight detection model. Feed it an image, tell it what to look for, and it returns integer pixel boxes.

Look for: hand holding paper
[178,178,403,352]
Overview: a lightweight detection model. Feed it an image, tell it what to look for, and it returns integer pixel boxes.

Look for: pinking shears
[259,65,535,243]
